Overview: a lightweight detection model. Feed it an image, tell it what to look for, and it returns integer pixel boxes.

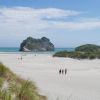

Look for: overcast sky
[0,0,100,47]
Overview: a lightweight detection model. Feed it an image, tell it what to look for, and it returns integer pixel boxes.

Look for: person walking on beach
[65,68,67,75]
[59,69,61,74]
[21,56,23,60]
[61,69,64,74]
[59,68,68,75]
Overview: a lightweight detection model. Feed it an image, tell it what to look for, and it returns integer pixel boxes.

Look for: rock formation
[19,37,54,52]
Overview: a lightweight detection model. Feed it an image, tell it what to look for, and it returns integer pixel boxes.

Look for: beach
[0,53,100,100]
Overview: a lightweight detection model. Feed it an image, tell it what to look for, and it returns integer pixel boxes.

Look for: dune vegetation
[53,51,100,59]
[53,44,100,59]
[0,63,47,100]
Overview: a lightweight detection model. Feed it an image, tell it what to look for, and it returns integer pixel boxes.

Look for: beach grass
[53,51,100,59]
[0,63,47,100]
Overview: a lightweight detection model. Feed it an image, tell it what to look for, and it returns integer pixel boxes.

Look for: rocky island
[19,37,54,52]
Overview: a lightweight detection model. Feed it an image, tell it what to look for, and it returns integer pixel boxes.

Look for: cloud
[0,6,100,37]
[51,19,100,30]
[0,7,81,37]
[0,7,80,19]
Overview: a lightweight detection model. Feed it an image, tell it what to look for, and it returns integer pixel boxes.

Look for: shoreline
[0,53,100,100]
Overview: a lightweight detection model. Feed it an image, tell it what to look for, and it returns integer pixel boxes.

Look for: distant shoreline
[0,47,74,53]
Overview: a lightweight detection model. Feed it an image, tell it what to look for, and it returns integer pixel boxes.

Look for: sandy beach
[0,53,100,100]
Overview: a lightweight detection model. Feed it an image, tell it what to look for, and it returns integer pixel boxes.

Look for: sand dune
[0,53,100,100]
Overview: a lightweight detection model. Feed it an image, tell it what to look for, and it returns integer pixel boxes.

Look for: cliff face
[19,37,54,52]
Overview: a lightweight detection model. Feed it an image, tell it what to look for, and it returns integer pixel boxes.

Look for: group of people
[59,68,67,75]
[18,55,23,60]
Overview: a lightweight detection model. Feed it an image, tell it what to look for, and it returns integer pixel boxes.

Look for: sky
[0,0,100,47]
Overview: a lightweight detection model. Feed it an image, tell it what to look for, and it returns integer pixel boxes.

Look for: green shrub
[0,63,8,77]
[89,54,96,59]
[53,51,68,57]
[53,51,100,60]
[0,90,12,100]
[0,78,3,88]
[96,53,100,59]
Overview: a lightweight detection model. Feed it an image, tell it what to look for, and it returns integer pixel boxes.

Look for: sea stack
[19,37,54,52]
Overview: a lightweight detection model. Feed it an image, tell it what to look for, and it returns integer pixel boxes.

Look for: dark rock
[19,37,54,52]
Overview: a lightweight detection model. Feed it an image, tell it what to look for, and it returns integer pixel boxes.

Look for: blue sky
[0,0,100,47]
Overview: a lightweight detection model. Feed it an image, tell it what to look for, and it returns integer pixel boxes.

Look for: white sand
[0,53,100,100]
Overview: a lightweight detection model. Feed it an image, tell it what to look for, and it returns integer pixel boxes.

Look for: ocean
[0,47,74,54]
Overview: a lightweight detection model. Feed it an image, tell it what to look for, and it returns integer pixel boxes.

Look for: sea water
[0,47,74,54]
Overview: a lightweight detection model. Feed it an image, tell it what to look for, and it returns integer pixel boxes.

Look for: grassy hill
[75,44,100,52]
[53,44,100,59]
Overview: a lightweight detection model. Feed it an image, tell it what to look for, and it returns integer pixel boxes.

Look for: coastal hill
[53,44,100,59]
[19,37,54,52]
[75,44,100,52]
